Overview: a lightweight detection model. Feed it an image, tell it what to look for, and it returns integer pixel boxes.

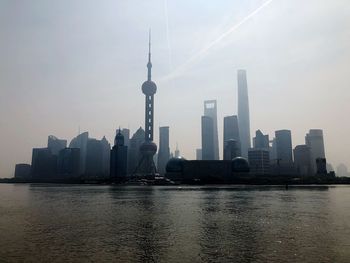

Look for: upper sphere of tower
[142,80,157,95]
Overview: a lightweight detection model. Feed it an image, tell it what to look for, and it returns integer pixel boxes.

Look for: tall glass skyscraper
[203,100,219,160]
[305,129,326,173]
[237,69,251,158]
[201,116,215,160]
[223,115,241,159]
[157,126,170,175]
[275,129,293,164]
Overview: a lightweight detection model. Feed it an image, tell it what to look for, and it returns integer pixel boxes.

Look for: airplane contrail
[161,0,274,81]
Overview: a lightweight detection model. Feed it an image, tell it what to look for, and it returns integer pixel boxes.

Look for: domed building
[166,157,187,173]
[232,157,250,173]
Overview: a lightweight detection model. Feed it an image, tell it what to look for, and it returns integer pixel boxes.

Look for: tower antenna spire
[147,28,152,81]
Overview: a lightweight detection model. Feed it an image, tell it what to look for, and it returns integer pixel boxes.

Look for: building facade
[204,100,219,160]
[223,139,240,161]
[223,115,240,158]
[157,126,170,175]
[128,127,145,174]
[57,148,80,178]
[110,130,128,180]
[14,164,31,179]
[237,69,251,158]
[31,148,57,179]
[48,135,67,155]
[305,129,326,173]
[201,116,215,160]
[293,145,312,176]
[248,149,270,175]
[69,132,89,175]
[275,130,293,164]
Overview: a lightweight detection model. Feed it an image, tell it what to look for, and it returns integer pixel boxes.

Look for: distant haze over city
[1,0,349,177]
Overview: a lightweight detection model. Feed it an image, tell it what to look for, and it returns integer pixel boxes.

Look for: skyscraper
[31,148,57,179]
[101,136,111,176]
[48,135,67,155]
[248,149,270,175]
[224,139,240,160]
[237,69,251,158]
[293,145,312,176]
[157,126,170,175]
[85,138,108,177]
[204,100,219,160]
[249,130,270,175]
[14,164,31,179]
[275,129,293,165]
[223,115,240,158]
[253,130,269,149]
[135,32,158,176]
[57,148,80,178]
[305,129,326,172]
[110,130,128,180]
[121,128,130,147]
[69,132,89,175]
[128,127,145,174]
[201,116,214,160]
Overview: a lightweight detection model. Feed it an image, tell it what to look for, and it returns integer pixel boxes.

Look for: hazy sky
[1,0,350,177]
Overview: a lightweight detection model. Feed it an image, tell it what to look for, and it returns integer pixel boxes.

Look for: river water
[0,184,350,262]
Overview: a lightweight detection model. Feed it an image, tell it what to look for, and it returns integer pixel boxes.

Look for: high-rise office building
[69,132,89,175]
[157,126,170,175]
[201,116,214,160]
[223,115,240,158]
[237,69,251,158]
[316,158,327,175]
[14,164,31,179]
[85,139,104,177]
[248,149,270,175]
[121,128,130,147]
[249,130,270,175]
[48,135,67,155]
[101,136,111,176]
[224,139,240,160]
[57,148,80,178]
[110,130,128,180]
[128,127,145,174]
[204,100,219,160]
[305,129,326,172]
[135,32,158,176]
[275,130,293,164]
[253,130,269,149]
[31,148,57,179]
[293,145,312,176]
[270,138,277,161]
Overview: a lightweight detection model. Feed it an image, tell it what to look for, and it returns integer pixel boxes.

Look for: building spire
[147,28,152,81]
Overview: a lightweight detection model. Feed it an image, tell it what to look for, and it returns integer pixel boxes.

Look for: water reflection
[0,185,349,262]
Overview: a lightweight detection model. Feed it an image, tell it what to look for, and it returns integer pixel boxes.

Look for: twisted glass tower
[135,32,158,176]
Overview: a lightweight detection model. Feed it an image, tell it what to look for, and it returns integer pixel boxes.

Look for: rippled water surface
[1,184,350,262]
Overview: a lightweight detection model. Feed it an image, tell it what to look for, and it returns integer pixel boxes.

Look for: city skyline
[1,0,350,177]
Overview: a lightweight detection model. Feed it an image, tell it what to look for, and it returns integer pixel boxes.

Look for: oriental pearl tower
[135,31,158,176]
